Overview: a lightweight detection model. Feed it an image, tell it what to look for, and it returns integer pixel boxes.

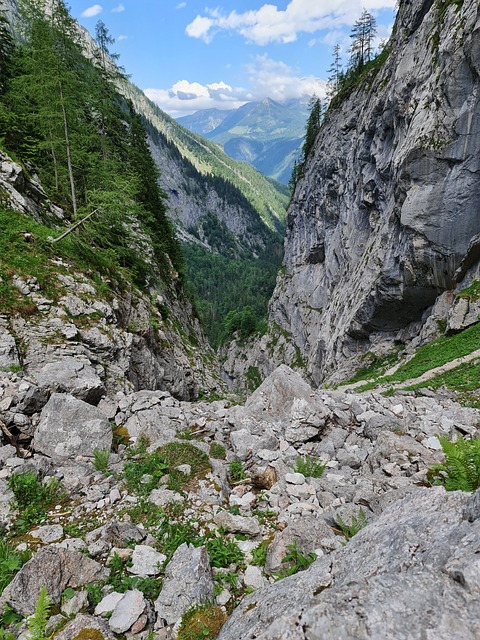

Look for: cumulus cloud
[144,80,249,118]
[185,0,396,45]
[112,4,125,12]
[144,55,326,117]
[81,4,103,18]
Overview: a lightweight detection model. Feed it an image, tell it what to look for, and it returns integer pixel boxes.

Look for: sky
[67,0,397,118]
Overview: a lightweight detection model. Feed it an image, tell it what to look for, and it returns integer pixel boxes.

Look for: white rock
[285,472,306,485]
[127,545,166,576]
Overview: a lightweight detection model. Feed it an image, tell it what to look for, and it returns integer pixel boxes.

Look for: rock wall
[265,0,480,386]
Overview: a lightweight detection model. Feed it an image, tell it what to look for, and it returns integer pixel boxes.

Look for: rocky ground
[0,363,479,639]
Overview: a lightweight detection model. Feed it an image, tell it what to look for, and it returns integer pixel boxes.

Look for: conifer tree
[349,9,377,70]
[327,44,342,98]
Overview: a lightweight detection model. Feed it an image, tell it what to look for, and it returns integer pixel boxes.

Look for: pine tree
[349,9,377,70]
[327,44,342,98]
[302,96,322,162]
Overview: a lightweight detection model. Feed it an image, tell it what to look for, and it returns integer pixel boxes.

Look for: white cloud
[117,34,128,41]
[176,2,187,8]
[185,0,396,45]
[144,55,327,117]
[144,80,249,118]
[81,4,103,18]
[112,4,125,12]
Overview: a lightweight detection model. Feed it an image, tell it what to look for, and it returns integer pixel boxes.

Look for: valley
[0,0,479,639]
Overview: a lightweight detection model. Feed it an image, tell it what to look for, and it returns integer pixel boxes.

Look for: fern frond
[27,586,51,640]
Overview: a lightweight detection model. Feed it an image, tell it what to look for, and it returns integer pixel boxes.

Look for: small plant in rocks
[335,508,368,543]
[274,541,317,580]
[0,541,29,595]
[93,447,111,473]
[206,536,244,568]
[177,604,227,640]
[292,455,325,478]
[209,442,226,460]
[427,435,480,492]
[8,471,67,533]
[228,460,247,482]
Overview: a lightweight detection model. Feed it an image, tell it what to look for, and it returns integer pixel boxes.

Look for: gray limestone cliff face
[267,0,480,385]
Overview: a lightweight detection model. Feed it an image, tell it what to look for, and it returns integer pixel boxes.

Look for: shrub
[428,436,480,492]
[206,537,243,568]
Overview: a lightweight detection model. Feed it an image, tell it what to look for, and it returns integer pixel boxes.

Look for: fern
[428,436,480,492]
[27,586,51,640]
[335,508,368,543]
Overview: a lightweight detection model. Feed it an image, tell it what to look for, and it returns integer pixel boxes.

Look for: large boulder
[1,547,108,616]
[154,543,215,627]
[34,357,105,405]
[218,487,480,640]
[34,393,112,460]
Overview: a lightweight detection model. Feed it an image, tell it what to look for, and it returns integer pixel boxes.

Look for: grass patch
[341,348,403,386]
[357,323,480,391]
[178,604,227,640]
[456,280,480,302]
[228,460,247,482]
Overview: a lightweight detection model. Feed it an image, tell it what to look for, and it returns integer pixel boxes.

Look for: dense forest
[0,0,182,290]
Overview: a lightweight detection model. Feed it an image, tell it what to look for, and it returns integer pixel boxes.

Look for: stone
[213,510,261,536]
[52,614,115,640]
[34,358,105,405]
[60,590,88,617]
[34,393,112,461]
[2,547,108,615]
[108,589,147,634]
[243,565,266,590]
[127,545,166,576]
[30,524,64,543]
[219,487,480,640]
[154,544,215,627]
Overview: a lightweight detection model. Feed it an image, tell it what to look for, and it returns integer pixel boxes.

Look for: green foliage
[107,552,162,600]
[357,322,480,391]
[341,348,403,386]
[0,541,27,595]
[228,461,247,482]
[274,541,316,580]
[209,442,226,460]
[335,508,368,543]
[205,537,243,568]
[154,519,199,564]
[93,448,110,473]
[27,586,51,640]
[183,242,281,347]
[293,455,325,478]
[8,471,67,533]
[428,436,480,492]
[456,280,480,302]
[245,366,262,392]
[122,446,168,497]
[250,544,268,567]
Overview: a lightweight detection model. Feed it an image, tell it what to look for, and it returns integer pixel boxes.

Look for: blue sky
[68,1,397,117]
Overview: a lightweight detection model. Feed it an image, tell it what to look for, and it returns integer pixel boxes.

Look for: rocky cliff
[249,0,480,387]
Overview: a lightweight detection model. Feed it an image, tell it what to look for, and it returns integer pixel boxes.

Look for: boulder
[34,358,105,405]
[34,393,112,460]
[2,547,108,615]
[154,543,214,627]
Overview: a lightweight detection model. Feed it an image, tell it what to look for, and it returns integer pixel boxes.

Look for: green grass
[228,460,247,482]
[122,438,211,497]
[356,322,480,391]
[0,541,29,595]
[341,349,403,386]
[457,280,480,302]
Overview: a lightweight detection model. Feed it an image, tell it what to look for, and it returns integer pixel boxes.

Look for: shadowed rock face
[268,0,480,385]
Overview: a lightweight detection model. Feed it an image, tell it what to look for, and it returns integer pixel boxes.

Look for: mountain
[176,107,234,135]
[178,98,310,184]
[223,0,480,395]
